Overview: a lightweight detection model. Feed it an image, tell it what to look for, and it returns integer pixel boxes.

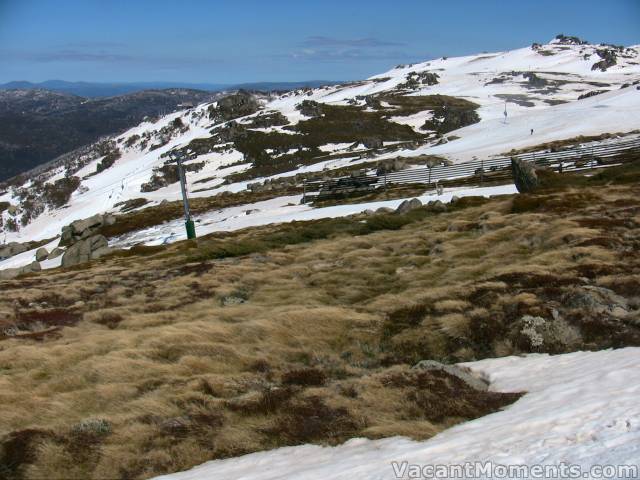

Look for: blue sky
[0,0,638,84]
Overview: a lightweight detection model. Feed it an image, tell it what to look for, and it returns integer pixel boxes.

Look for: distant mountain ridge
[0,80,343,98]
[0,88,223,181]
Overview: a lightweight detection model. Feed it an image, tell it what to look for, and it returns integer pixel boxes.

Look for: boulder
[450,195,460,204]
[0,242,28,260]
[61,235,110,268]
[395,198,422,214]
[59,214,114,247]
[362,137,383,150]
[413,360,489,391]
[376,207,395,214]
[511,157,539,193]
[0,261,41,281]
[427,200,447,213]
[47,248,64,260]
[35,247,49,262]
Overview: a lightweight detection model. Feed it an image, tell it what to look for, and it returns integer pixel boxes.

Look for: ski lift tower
[172,150,197,240]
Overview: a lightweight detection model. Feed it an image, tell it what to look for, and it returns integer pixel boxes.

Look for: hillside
[1,164,639,478]
[0,88,222,181]
[1,34,640,480]
[0,35,639,255]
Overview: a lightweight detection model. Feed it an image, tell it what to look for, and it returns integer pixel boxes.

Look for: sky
[0,0,638,84]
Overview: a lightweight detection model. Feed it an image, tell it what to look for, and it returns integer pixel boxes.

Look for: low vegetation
[1,162,639,479]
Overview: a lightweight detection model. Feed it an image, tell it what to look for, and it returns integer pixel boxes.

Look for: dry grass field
[1,162,639,479]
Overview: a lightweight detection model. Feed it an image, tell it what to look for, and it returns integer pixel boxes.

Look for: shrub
[281,367,327,386]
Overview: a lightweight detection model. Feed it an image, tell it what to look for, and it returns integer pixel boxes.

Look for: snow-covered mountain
[1,35,639,250]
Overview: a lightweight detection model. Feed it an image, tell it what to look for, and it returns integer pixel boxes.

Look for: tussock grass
[1,174,640,478]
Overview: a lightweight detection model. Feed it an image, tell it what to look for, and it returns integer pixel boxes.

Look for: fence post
[427,165,432,186]
[384,171,387,192]
[302,178,306,203]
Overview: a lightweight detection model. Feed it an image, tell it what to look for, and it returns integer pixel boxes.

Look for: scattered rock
[511,157,539,193]
[35,247,49,262]
[395,198,422,214]
[363,209,375,216]
[413,360,489,391]
[450,195,460,204]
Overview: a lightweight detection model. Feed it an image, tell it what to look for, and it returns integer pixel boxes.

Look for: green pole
[176,152,196,240]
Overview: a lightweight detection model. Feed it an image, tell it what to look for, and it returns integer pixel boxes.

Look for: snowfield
[154,348,640,480]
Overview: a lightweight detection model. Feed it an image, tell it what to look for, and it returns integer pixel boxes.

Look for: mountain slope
[0,88,222,181]
[1,36,639,247]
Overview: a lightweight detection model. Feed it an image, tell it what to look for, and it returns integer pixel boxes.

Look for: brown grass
[1,177,639,478]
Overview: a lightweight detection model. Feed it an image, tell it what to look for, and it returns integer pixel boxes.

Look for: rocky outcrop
[61,235,111,268]
[591,49,617,72]
[511,158,539,193]
[59,213,116,247]
[413,360,489,391]
[0,261,41,280]
[209,91,260,122]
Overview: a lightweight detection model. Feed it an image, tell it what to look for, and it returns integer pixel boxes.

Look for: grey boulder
[395,198,422,214]
[61,235,111,268]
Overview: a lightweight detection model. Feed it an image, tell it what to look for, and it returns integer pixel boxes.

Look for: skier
[530,128,534,135]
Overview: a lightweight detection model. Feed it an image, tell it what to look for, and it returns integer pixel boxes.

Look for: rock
[512,315,582,351]
[47,248,64,260]
[395,198,422,214]
[511,157,539,193]
[376,207,395,214]
[413,360,489,391]
[363,209,375,216]
[210,91,259,122]
[59,214,114,247]
[35,247,49,262]
[362,137,383,149]
[221,295,246,306]
[427,200,447,213]
[7,205,18,216]
[450,195,460,204]
[563,286,629,315]
[61,235,109,267]
[0,261,41,280]
[0,242,28,259]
